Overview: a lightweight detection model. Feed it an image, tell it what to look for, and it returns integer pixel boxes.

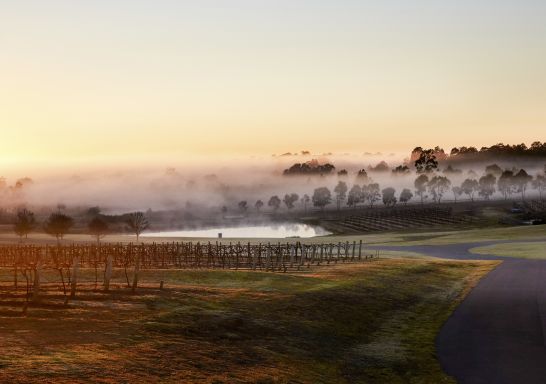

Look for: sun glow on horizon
[2,1,546,168]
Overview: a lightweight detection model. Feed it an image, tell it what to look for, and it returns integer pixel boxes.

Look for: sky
[1,0,546,169]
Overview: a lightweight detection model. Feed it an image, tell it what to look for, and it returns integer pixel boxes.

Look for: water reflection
[143,223,331,239]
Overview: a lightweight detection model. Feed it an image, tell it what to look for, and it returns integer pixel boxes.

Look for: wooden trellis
[0,240,376,300]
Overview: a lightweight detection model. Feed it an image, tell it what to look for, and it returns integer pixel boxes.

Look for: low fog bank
[1,150,545,226]
[0,153,406,212]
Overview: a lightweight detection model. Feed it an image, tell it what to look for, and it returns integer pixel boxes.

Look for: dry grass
[0,258,496,383]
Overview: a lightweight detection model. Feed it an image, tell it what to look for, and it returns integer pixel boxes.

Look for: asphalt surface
[370,239,546,384]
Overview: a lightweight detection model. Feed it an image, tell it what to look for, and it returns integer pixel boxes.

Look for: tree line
[231,163,545,214]
[12,209,151,243]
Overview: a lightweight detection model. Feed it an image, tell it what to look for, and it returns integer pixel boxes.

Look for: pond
[142,223,331,239]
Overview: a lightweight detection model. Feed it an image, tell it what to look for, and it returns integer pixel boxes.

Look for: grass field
[1,223,545,248]
[0,258,496,383]
[470,242,546,259]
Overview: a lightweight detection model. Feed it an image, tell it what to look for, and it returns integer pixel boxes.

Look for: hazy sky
[2,0,546,167]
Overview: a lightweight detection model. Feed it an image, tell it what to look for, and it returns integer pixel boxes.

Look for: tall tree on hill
[126,212,149,242]
[414,174,429,204]
[14,208,36,242]
[414,149,438,174]
[312,187,332,211]
[334,181,348,211]
[478,174,496,200]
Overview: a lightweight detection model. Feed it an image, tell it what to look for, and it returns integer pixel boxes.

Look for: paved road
[370,239,546,384]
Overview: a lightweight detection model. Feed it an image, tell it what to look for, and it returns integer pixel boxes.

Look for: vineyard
[0,241,376,304]
[337,206,467,232]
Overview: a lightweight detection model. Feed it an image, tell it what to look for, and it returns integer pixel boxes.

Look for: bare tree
[126,212,149,242]
[44,213,74,244]
[88,216,109,244]
[14,208,36,242]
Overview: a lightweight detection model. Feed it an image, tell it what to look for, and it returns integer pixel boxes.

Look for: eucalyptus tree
[382,187,397,207]
[513,169,532,200]
[452,186,463,203]
[498,170,515,200]
[399,188,413,205]
[363,183,381,208]
[283,193,299,210]
[268,195,281,212]
[414,174,429,204]
[238,201,248,213]
[428,176,451,203]
[414,149,438,174]
[301,194,310,213]
[254,200,264,212]
[461,179,479,202]
[485,164,503,177]
[347,185,362,208]
[312,187,332,211]
[334,181,348,211]
[532,174,546,200]
[478,174,496,200]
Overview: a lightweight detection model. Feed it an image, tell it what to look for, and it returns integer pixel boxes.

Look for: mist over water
[143,223,331,239]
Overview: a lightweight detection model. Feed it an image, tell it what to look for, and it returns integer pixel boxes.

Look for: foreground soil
[0,258,495,383]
